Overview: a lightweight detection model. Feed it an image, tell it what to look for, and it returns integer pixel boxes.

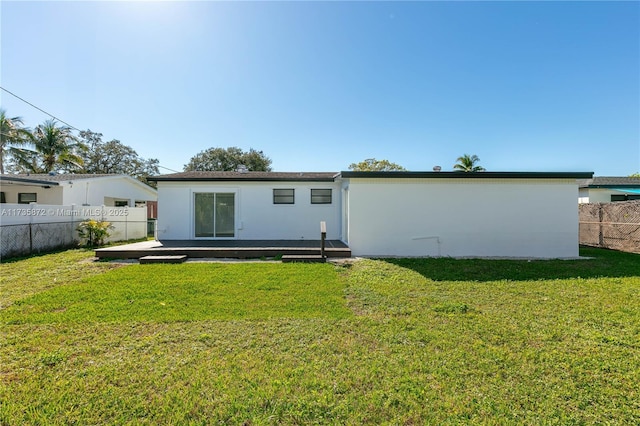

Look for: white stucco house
[150,170,592,258]
[578,176,640,203]
[0,174,157,212]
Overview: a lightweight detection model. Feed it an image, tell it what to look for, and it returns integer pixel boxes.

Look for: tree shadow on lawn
[382,247,640,282]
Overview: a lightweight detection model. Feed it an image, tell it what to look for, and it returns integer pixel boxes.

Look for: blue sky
[1,1,638,175]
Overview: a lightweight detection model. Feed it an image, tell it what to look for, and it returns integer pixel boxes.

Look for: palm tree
[13,120,85,173]
[0,109,33,174]
[453,154,485,172]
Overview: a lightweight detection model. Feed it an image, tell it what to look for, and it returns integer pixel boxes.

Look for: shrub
[77,219,114,247]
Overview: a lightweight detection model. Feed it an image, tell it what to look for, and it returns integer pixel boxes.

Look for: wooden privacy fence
[579,200,640,254]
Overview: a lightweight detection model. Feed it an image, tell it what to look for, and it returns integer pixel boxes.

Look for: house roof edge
[149,171,339,182]
[339,171,594,179]
[148,171,594,182]
[0,175,61,186]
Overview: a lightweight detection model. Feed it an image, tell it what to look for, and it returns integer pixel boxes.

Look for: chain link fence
[579,200,640,254]
[1,222,78,259]
[1,205,148,260]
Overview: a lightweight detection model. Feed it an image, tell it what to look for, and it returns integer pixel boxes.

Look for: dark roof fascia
[149,176,338,182]
[149,171,594,182]
[588,184,640,189]
[339,171,594,179]
[0,176,61,186]
[578,177,640,188]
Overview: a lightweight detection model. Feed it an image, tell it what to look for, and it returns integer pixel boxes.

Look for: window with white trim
[18,193,37,204]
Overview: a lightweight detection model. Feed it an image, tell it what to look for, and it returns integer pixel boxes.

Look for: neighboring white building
[150,170,592,258]
[0,174,157,210]
[578,177,640,203]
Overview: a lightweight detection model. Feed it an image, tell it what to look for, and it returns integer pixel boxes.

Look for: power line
[0,86,81,131]
[158,165,180,173]
[1,86,180,174]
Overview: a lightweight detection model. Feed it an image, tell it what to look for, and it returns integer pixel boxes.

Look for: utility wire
[158,165,180,173]
[1,86,181,174]
[1,86,81,131]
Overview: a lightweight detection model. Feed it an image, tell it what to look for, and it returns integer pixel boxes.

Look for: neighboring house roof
[150,171,593,182]
[578,176,640,188]
[0,173,157,196]
[149,171,340,182]
[2,173,127,183]
[0,175,61,187]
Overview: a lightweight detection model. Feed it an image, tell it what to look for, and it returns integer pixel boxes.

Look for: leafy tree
[78,130,159,187]
[0,109,33,174]
[348,158,406,171]
[11,119,85,173]
[630,173,640,178]
[184,147,272,172]
[453,154,485,172]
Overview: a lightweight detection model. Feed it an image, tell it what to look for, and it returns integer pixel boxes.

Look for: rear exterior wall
[344,178,579,258]
[156,181,342,240]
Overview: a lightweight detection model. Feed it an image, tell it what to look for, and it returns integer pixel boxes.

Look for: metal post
[598,204,604,248]
[320,221,326,258]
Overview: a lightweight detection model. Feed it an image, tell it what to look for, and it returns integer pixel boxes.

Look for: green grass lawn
[1,247,639,424]
[2,263,349,324]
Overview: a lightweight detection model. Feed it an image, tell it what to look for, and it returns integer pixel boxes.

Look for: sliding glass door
[194,193,235,238]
